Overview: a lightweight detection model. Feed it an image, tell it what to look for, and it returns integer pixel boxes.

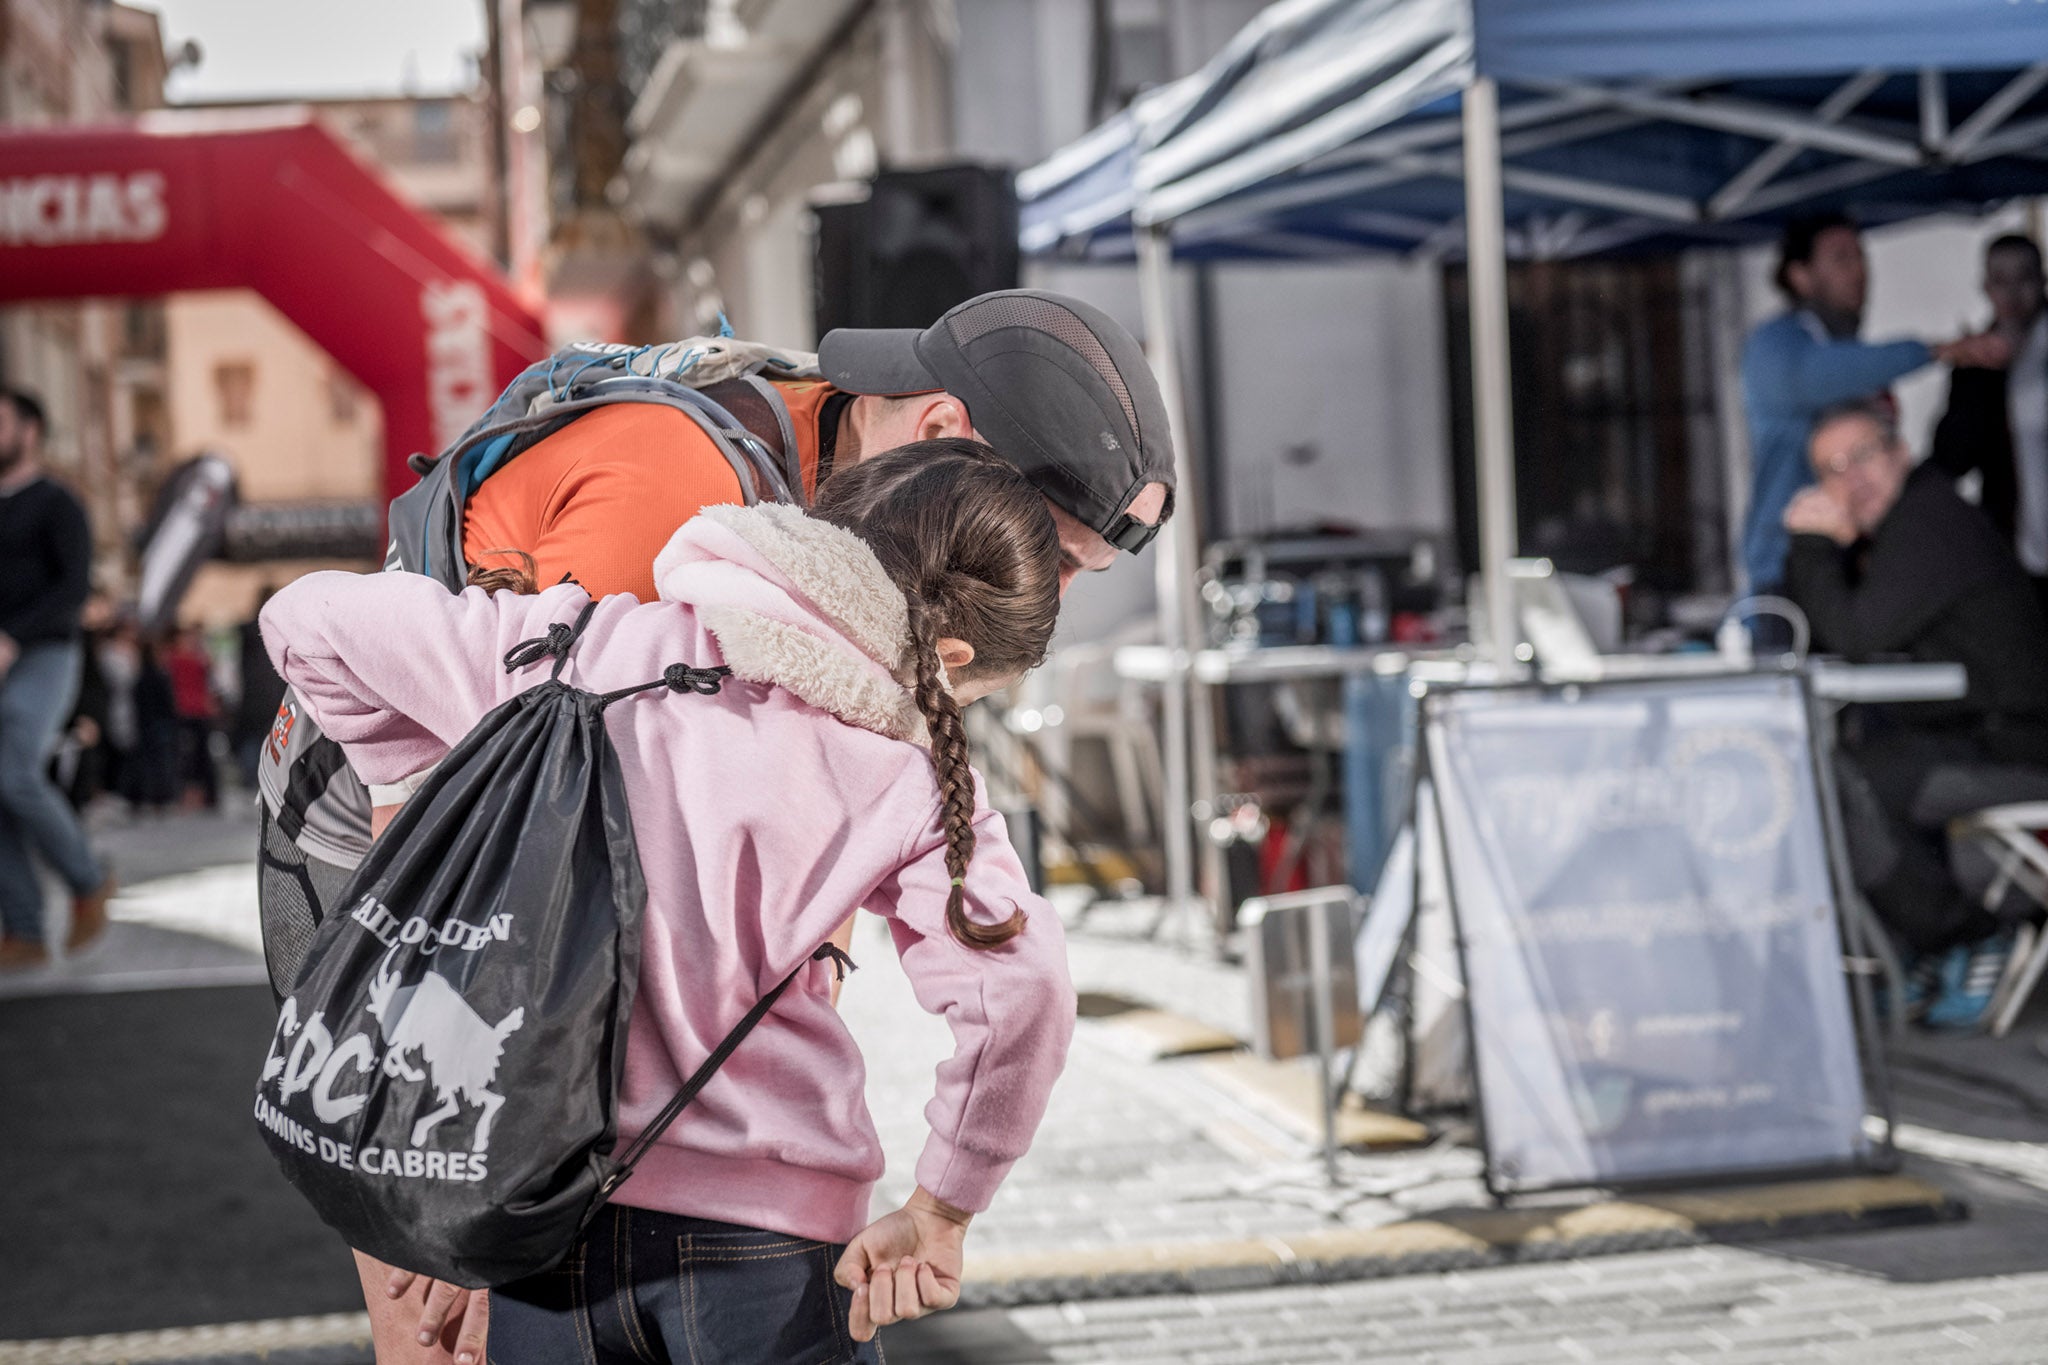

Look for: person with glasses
[461,290,1176,603]
[1785,401,2048,1029]
[1741,213,2008,606]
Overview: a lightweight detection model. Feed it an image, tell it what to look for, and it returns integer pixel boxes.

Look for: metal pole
[1805,683,1900,1165]
[1462,76,1521,669]
[1307,895,1341,1187]
[1138,223,1201,925]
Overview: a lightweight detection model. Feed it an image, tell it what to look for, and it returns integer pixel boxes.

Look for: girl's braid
[909,597,1025,949]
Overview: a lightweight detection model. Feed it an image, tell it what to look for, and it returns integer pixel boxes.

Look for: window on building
[414,102,459,164]
[328,372,359,425]
[1094,0,1171,113]
[215,362,255,429]
[111,43,135,110]
[1113,21,1171,105]
[1442,257,1729,597]
[122,304,166,360]
[130,389,168,464]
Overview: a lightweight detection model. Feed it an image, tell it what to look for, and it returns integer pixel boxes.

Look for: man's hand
[1934,331,2014,370]
[833,1186,971,1342]
[385,1268,490,1365]
[1784,486,1858,547]
[0,632,17,680]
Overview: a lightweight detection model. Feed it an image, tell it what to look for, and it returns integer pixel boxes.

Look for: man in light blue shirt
[1741,213,2002,595]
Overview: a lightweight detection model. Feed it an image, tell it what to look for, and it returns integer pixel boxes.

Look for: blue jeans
[491,1205,886,1365]
[0,642,104,941]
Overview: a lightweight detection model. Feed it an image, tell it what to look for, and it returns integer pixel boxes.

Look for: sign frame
[1399,669,1897,1201]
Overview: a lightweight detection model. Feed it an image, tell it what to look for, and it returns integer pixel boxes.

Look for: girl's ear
[935,637,977,674]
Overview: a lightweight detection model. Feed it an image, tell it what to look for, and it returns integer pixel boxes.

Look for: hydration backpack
[255,599,852,1287]
[255,334,819,1000]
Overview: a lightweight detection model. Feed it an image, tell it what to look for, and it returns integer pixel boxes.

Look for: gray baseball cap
[818,289,1176,552]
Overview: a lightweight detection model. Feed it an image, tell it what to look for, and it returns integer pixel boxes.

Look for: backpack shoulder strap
[627,380,796,506]
[389,349,808,585]
[726,374,805,502]
[588,942,857,1216]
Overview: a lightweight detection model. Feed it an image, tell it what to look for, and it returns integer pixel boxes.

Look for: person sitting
[1784,401,2048,1027]
[1741,213,2005,605]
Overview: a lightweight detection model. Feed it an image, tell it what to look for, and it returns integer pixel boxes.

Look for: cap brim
[817,328,942,396]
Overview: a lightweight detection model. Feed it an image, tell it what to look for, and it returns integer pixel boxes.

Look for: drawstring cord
[503,599,599,678]
[503,600,730,706]
[592,665,732,711]
[814,942,857,983]
[502,621,576,672]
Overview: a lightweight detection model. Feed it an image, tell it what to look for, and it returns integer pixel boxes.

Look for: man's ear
[1784,261,1813,301]
[915,396,974,443]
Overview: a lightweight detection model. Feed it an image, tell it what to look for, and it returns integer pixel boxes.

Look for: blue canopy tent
[1018,0,2048,913]
[1024,1,2048,265]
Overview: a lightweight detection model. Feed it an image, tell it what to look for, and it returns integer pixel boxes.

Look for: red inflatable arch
[0,111,547,499]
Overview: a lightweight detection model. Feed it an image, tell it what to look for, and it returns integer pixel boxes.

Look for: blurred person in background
[233,586,287,789]
[0,388,114,967]
[1741,213,2008,606]
[94,612,141,807]
[1784,401,2048,1028]
[163,626,220,810]
[57,594,117,810]
[1933,234,2048,613]
[126,634,180,815]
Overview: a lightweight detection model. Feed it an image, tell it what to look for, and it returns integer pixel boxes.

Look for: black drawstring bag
[253,599,851,1288]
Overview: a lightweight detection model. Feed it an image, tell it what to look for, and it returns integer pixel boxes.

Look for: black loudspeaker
[813,165,1019,334]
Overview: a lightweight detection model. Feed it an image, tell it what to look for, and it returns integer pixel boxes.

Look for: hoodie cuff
[914,1130,1016,1215]
[367,763,440,804]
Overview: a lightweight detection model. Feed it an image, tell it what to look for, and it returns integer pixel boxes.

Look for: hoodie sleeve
[867,797,1077,1215]
[259,572,590,784]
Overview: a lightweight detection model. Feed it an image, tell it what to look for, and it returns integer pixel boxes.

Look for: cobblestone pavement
[963,1244,2048,1363]
[841,899,1490,1264]
[848,894,2048,1362]
[12,811,2048,1363]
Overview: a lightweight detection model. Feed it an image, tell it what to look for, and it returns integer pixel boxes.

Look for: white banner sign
[1428,674,1869,1193]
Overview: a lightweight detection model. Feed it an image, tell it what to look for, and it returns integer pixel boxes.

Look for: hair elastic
[950,876,965,887]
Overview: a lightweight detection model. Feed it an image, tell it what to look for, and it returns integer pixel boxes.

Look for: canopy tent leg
[1462,76,1522,668]
[1137,222,1227,942]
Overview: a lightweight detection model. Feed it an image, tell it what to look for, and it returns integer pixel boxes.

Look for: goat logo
[364,947,525,1153]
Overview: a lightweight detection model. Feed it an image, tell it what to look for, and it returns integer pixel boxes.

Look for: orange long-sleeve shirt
[462,381,841,601]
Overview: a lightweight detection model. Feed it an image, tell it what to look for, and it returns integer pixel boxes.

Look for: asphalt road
[0,972,1000,1361]
[0,984,365,1338]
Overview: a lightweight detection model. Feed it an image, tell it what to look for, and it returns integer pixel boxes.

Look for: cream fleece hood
[651,502,931,745]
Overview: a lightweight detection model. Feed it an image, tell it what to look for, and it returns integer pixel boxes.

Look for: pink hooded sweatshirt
[260,501,1076,1245]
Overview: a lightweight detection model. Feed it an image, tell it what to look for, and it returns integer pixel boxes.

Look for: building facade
[163,88,499,624]
[503,0,1302,639]
[0,0,171,590]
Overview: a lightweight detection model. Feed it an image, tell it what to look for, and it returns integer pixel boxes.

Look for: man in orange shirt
[462,290,1176,603]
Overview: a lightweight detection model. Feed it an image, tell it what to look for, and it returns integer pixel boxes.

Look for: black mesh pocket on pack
[257,804,351,1002]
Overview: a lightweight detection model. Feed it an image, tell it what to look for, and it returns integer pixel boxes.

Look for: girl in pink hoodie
[261,441,1077,1363]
